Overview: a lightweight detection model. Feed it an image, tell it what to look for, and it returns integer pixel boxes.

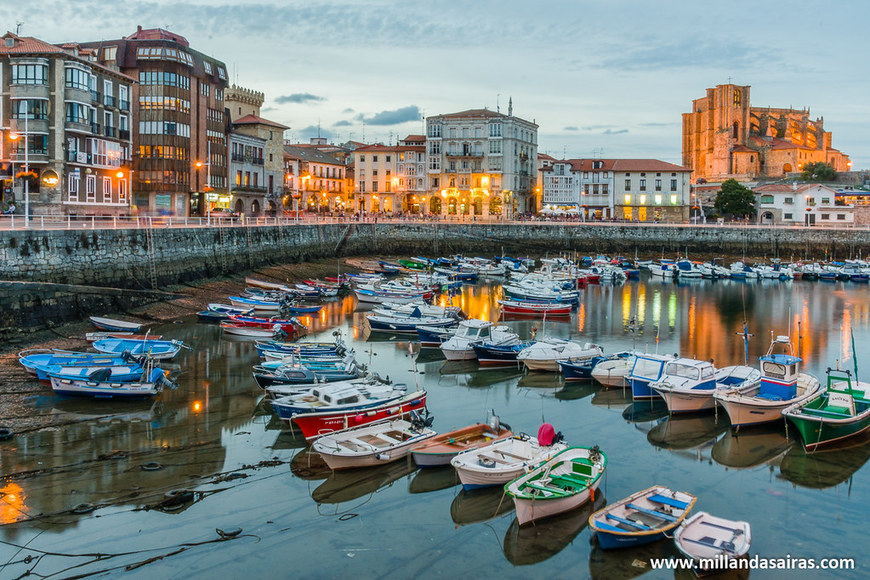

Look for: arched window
[732,122,739,139]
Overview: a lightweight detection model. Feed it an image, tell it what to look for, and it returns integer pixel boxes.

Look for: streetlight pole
[10,115,29,227]
[196,140,212,224]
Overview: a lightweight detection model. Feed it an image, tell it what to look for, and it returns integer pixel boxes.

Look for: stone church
[682,84,851,182]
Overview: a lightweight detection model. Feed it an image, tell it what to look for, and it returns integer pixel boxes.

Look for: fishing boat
[416,325,457,347]
[497,299,572,316]
[207,303,256,315]
[312,414,437,470]
[227,314,304,335]
[252,360,362,388]
[450,423,568,490]
[628,353,679,400]
[440,320,519,361]
[196,309,231,323]
[714,335,822,428]
[270,382,408,418]
[473,341,534,367]
[505,445,607,526]
[91,338,184,360]
[590,352,635,387]
[88,316,143,332]
[650,358,721,413]
[648,260,677,278]
[220,321,285,339]
[588,486,697,549]
[673,512,751,574]
[289,390,428,440]
[49,363,176,399]
[365,308,456,334]
[782,368,870,449]
[557,353,615,381]
[518,339,604,372]
[410,412,513,467]
[353,287,432,305]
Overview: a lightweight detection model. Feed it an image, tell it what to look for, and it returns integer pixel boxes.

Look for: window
[837,214,846,220]
[784,213,793,220]
[625,179,631,190]
[624,194,631,205]
[760,195,774,204]
[119,179,127,202]
[373,155,378,162]
[102,177,112,202]
[371,182,378,192]
[428,124,442,138]
[68,173,80,201]
[203,61,213,75]
[65,67,91,91]
[86,175,96,202]
[65,102,91,125]
[654,194,662,205]
[640,194,647,205]
[118,85,129,109]
[670,179,677,190]
[200,83,210,97]
[386,156,391,162]
[820,214,830,220]
[359,155,365,162]
[655,179,662,191]
[670,194,678,205]
[489,123,502,137]
[102,46,117,61]
[821,197,831,204]
[639,179,646,191]
[12,64,48,85]
[12,99,48,120]
[103,79,114,106]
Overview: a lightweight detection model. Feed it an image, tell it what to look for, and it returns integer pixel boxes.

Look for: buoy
[590,487,595,502]
[354,413,363,423]
[140,461,163,471]
[72,503,96,514]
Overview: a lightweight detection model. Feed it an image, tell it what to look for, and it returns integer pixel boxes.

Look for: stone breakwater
[0,222,867,338]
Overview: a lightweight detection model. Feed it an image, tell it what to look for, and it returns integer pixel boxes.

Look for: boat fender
[140,461,163,471]
[354,413,364,423]
[590,487,595,502]
[376,453,391,461]
[0,427,13,441]
[163,489,195,505]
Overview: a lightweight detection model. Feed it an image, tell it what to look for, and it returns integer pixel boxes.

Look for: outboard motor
[87,367,112,382]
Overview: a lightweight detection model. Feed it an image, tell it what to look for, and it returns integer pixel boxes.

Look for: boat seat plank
[595,520,634,533]
[477,454,513,465]
[680,536,737,554]
[494,449,531,461]
[550,474,590,488]
[521,482,572,497]
[605,513,650,530]
[357,434,392,448]
[626,503,678,522]
[648,493,690,509]
[800,407,853,418]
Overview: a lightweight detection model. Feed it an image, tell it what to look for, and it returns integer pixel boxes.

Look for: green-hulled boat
[398,258,430,270]
[783,369,870,449]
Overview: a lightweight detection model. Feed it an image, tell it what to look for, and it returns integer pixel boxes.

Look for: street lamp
[9,113,29,228]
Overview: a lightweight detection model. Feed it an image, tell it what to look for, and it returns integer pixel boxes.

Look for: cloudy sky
[7,0,868,168]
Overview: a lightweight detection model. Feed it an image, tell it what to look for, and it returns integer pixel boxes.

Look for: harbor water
[0,276,867,578]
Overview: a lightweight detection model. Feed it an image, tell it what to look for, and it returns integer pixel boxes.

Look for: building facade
[754,183,853,227]
[82,27,229,217]
[0,33,134,217]
[426,103,538,218]
[228,131,266,216]
[284,144,346,213]
[353,137,426,215]
[682,83,851,183]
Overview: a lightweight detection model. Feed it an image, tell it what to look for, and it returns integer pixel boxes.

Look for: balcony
[104,126,116,138]
[119,129,131,141]
[68,151,91,164]
[232,185,268,194]
[446,151,484,158]
[91,90,101,103]
[91,122,101,135]
[231,154,246,162]
[104,95,117,108]
[9,83,50,100]
[119,99,130,111]
[252,157,264,165]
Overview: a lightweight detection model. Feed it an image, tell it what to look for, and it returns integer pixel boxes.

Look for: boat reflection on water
[438,360,481,376]
[778,432,870,489]
[432,367,524,390]
[554,381,600,402]
[502,493,605,566]
[415,347,446,364]
[621,400,670,424]
[48,396,161,425]
[311,458,418,505]
[590,386,633,411]
[711,425,794,470]
[588,535,677,580]
[647,414,729,455]
[516,372,563,389]
[290,446,332,480]
[409,465,460,494]
[450,487,515,526]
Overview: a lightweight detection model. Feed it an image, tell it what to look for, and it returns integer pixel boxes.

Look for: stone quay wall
[1,223,868,339]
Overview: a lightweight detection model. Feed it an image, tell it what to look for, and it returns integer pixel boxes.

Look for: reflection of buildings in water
[311,459,417,505]
[502,493,605,566]
[646,414,729,455]
[450,486,515,526]
[408,465,460,494]
[588,535,677,580]
[778,432,870,489]
[711,426,794,471]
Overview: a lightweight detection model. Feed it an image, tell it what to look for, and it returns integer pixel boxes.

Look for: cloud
[274,93,326,104]
[297,125,332,140]
[563,126,579,131]
[582,125,617,131]
[333,120,352,127]
[342,108,355,114]
[357,105,421,126]
[602,129,629,135]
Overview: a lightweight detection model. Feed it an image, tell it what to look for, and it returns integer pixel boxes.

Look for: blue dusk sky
[5,0,868,168]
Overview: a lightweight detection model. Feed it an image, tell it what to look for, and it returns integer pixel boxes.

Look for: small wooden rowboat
[312,416,437,470]
[589,485,697,549]
[498,299,572,316]
[89,316,143,332]
[673,512,751,574]
[505,445,607,526]
[410,417,513,467]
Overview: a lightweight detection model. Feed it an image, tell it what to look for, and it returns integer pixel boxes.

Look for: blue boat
[19,352,139,381]
[197,310,229,323]
[417,325,457,347]
[557,355,610,381]
[473,341,534,366]
[92,338,184,360]
[628,353,676,400]
[589,486,697,549]
[50,366,175,399]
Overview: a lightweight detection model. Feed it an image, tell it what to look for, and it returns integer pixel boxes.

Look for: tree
[800,161,836,182]
[714,179,756,219]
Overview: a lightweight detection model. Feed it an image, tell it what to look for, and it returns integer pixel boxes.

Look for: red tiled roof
[402,135,425,142]
[0,33,65,55]
[538,153,557,161]
[731,145,756,153]
[123,26,190,47]
[233,114,289,130]
[354,144,400,153]
[440,109,504,119]
[611,159,691,172]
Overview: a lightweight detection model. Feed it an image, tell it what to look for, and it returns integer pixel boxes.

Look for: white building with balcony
[755,183,853,227]
[426,101,537,218]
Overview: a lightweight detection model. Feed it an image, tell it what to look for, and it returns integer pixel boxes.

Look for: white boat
[373,302,462,319]
[49,364,176,399]
[715,335,822,427]
[590,353,634,387]
[650,358,719,413]
[673,511,751,574]
[88,316,143,332]
[517,339,604,372]
[220,321,283,338]
[440,320,519,361]
[450,424,568,489]
[675,259,704,279]
[649,260,677,278]
[505,445,607,526]
[312,416,437,470]
[270,382,408,417]
[729,261,759,280]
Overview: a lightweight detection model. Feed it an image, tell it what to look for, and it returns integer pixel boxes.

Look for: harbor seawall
[1,222,867,339]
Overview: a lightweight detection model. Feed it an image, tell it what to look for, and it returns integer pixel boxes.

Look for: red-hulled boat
[289,390,428,440]
[497,299,573,316]
[228,314,304,336]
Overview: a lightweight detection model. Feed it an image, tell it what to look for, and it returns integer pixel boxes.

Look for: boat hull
[290,391,428,440]
[785,411,870,449]
[654,387,717,413]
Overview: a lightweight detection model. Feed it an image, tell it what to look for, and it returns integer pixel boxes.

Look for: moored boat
[88,316,143,332]
[91,338,184,360]
[410,413,513,467]
[497,299,572,316]
[673,511,751,574]
[505,445,607,526]
[49,364,176,399]
[628,353,679,400]
[588,485,697,549]
[518,339,604,372]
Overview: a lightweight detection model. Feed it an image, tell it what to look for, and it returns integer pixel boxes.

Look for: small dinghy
[450,423,567,490]
[589,486,697,549]
[92,338,184,360]
[410,411,513,467]
[49,363,176,399]
[673,511,751,574]
[312,412,437,470]
[89,316,143,332]
[505,445,607,526]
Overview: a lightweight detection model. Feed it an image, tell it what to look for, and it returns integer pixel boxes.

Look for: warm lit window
[624,194,631,205]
